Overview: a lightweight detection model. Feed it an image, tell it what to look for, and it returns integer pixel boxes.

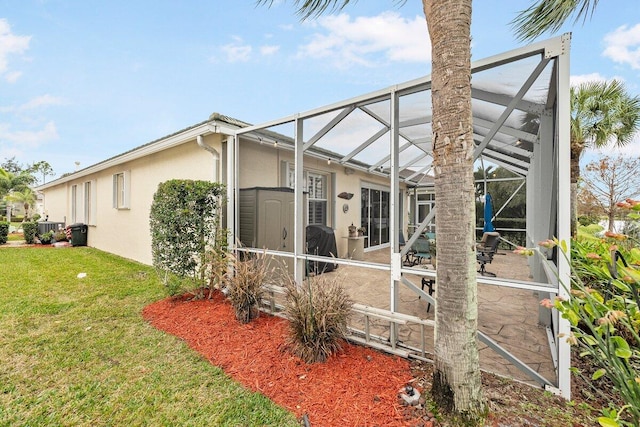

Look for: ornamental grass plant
[224,251,272,323]
[284,274,353,363]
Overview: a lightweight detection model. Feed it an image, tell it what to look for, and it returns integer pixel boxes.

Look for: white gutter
[196,134,220,182]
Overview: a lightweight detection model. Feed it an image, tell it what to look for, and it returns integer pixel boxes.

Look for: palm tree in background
[256,0,484,420]
[5,188,37,221]
[512,2,640,235]
[0,168,34,198]
[569,81,640,234]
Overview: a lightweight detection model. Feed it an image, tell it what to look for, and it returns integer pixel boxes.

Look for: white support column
[536,113,555,327]
[555,33,572,400]
[227,135,237,251]
[390,90,400,344]
[294,116,305,285]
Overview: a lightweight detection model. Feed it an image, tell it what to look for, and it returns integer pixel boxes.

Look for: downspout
[197,134,220,182]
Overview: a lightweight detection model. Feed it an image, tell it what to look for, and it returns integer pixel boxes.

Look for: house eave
[35,119,240,191]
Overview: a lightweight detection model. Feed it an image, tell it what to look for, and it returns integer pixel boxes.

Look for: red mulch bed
[142,291,430,426]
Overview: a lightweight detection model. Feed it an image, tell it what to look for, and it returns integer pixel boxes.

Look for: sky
[1,0,639,182]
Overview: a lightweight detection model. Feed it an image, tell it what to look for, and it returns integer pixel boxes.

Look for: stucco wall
[40,134,224,265]
[237,139,401,257]
[42,132,408,265]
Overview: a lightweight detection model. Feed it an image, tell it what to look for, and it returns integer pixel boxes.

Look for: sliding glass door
[361,185,390,249]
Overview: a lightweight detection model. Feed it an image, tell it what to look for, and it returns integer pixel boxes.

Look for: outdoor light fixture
[327,158,331,165]
[338,192,354,200]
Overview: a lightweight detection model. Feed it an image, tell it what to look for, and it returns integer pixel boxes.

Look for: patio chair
[420,277,435,312]
[400,231,418,266]
[412,236,431,266]
[476,231,500,276]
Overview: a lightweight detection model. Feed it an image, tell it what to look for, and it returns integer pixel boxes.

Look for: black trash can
[67,223,88,246]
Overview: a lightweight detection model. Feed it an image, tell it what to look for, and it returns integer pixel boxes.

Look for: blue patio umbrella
[483,193,495,232]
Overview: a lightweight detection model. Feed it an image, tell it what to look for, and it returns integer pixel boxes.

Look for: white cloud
[219,36,252,62]
[570,73,608,86]
[260,45,280,56]
[0,94,65,113]
[0,121,59,148]
[297,12,430,69]
[4,70,21,83]
[0,19,31,79]
[20,94,65,110]
[603,23,640,70]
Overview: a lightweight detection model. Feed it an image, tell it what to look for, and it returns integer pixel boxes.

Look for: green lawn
[0,247,298,427]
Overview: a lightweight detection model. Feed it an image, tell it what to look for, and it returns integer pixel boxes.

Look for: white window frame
[306,172,327,226]
[285,164,328,226]
[84,180,97,226]
[71,184,78,223]
[112,171,130,209]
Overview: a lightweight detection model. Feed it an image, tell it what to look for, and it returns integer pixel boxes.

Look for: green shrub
[550,241,640,427]
[284,274,353,363]
[53,230,67,242]
[224,252,271,323]
[39,230,54,244]
[578,214,601,227]
[0,221,8,244]
[149,180,225,296]
[22,222,37,244]
[533,201,640,427]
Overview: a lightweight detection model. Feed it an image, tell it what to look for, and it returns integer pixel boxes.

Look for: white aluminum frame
[230,34,573,398]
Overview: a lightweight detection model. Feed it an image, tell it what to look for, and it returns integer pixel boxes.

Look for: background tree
[513,2,640,236]
[256,0,484,420]
[4,188,37,221]
[576,185,601,226]
[568,81,640,235]
[28,161,55,186]
[0,168,34,198]
[580,155,640,232]
[1,157,25,174]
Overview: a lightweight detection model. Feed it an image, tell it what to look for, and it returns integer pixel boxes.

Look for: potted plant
[53,230,67,242]
[39,230,54,245]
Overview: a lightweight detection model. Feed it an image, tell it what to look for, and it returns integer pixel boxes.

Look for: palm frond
[571,79,640,152]
[511,0,599,42]
[256,0,355,20]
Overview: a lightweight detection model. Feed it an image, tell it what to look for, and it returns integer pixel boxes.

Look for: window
[69,181,96,225]
[307,173,327,225]
[361,184,390,248]
[84,180,97,226]
[286,164,328,226]
[112,171,130,209]
[71,184,78,223]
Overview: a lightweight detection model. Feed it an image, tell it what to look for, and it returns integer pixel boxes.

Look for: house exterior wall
[40,134,224,265]
[41,129,407,265]
[237,139,400,257]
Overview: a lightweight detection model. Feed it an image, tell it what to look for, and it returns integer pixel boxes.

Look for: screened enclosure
[226,34,572,397]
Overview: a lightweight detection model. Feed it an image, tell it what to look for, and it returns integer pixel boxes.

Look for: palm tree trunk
[424,0,484,419]
[570,141,582,237]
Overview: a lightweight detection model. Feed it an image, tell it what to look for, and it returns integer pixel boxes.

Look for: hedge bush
[22,222,37,244]
[149,180,225,296]
[0,221,8,244]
